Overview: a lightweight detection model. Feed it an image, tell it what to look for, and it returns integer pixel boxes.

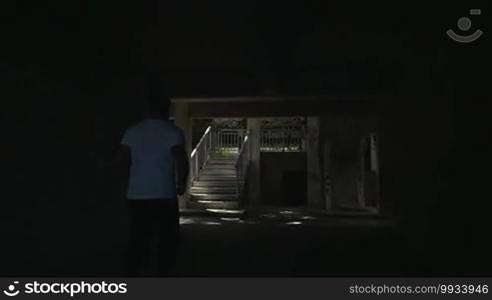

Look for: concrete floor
[2,207,434,277]
[174,210,404,277]
[59,209,423,276]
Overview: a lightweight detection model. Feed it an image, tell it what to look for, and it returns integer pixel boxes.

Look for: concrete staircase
[189,153,240,210]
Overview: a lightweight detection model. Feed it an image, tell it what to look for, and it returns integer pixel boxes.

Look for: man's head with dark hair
[146,73,170,118]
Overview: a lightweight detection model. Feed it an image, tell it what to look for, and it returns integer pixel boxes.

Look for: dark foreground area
[2,207,485,277]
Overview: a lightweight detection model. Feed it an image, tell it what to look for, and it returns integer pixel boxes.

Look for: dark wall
[377,36,491,275]
[190,119,213,148]
[1,66,147,276]
[260,153,307,206]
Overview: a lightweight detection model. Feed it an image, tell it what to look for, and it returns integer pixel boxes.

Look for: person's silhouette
[119,76,188,276]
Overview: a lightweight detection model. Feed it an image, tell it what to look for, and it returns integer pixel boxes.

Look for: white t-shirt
[121,119,184,199]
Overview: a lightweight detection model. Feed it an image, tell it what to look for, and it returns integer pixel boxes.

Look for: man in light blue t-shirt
[121,113,186,200]
[118,79,188,276]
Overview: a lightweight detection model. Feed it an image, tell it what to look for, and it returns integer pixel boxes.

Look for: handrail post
[234,130,250,201]
[195,152,199,180]
[190,125,214,182]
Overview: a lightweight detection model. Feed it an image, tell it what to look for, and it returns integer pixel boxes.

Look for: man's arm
[171,144,189,195]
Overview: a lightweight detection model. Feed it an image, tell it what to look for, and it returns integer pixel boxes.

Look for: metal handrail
[190,126,212,182]
[190,126,250,200]
[235,130,250,198]
[215,128,245,153]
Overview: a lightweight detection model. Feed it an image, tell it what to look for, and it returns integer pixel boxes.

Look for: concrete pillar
[325,116,366,210]
[247,118,261,204]
[323,139,333,209]
[306,117,323,208]
[173,101,192,153]
[173,101,191,208]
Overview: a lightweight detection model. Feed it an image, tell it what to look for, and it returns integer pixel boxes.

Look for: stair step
[197,174,236,181]
[193,181,237,187]
[189,200,240,210]
[199,175,236,179]
[208,157,237,161]
[203,168,236,172]
[198,175,237,181]
[192,185,236,190]
[206,161,237,165]
[200,170,237,175]
[180,208,245,218]
[205,161,236,169]
[191,186,237,193]
[201,169,236,173]
[190,193,238,200]
[205,165,236,170]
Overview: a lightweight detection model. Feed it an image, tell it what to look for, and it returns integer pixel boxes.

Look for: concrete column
[173,101,191,208]
[323,139,333,209]
[306,117,323,208]
[247,118,261,205]
[325,116,366,210]
[173,102,192,153]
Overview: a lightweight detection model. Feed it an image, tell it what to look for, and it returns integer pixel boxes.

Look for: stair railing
[215,128,245,153]
[190,125,213,182]
[235,130,251,198]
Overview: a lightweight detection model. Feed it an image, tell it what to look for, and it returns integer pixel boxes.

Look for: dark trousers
[126,198,179,276]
